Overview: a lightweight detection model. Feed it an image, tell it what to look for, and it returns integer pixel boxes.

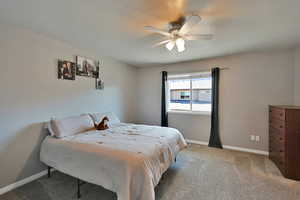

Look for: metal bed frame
[47,166,85,199]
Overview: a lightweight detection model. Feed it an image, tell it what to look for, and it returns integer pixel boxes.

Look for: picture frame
[57,60,76,80]
[76,55,99,78]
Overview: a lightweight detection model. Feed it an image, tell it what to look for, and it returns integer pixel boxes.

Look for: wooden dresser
[269,105,300,180]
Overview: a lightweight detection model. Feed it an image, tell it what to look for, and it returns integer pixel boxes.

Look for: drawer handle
[280,125,283,128]
[280,150,283,152]
[280,113,283,116]
[279,138,282,140]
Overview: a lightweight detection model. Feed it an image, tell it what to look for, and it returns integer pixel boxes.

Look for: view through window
[168,72,212,112]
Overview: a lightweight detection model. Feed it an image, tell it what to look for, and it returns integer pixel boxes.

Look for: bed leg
[175,157,177,162]
[77,179,81,199]
[47,167,51,178]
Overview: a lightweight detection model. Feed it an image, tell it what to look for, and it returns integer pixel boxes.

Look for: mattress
[40,123,187,200]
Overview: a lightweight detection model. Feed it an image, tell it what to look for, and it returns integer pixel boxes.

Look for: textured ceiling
[0,0,300,67]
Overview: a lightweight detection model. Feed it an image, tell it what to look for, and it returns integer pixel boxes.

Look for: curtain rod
[166,67,230,75]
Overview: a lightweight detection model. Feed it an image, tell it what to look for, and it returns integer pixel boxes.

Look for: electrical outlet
[250,135,256,141]
[255,136,260,142]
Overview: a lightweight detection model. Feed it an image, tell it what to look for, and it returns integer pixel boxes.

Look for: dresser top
[270,105,300,109]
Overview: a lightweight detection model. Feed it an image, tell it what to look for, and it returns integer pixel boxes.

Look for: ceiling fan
[145,14,213,52]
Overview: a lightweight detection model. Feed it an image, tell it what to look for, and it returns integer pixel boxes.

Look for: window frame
[167,72,212,115]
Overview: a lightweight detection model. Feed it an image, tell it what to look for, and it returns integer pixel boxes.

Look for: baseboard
[0,168,54,195]
[186,139,209,146]
[186,139,269,156]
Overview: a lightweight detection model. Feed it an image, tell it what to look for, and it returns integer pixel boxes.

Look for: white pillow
[89,112,120,126]
[49,114,94,138]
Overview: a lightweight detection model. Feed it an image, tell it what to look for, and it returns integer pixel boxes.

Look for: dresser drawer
[269,147,285,158]
[269,126,285,140]
[270,136,285,150]
[269,107,285,121]
[269,130,285,153]
[269,118,285,132]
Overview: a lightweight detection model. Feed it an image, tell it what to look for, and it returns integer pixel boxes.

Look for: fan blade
[154,40,171,47]
[144,26,171,36]
[166,41,175,51]
[179,15,202,35]
[184,34,213,40]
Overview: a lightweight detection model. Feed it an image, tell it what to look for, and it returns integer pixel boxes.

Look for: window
[167,72,212,113]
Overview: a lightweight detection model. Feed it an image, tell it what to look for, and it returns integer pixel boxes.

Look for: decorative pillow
[95,116,110,130]
[89,112,120,126]
[49,114,94,138]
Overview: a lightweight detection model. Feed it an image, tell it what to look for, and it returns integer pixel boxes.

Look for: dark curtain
[208,67,223,148]
[161,71,168,127]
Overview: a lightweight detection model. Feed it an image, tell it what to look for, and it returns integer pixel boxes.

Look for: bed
[40,113,187,200]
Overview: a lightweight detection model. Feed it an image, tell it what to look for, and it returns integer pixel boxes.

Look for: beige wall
[294,47,300,105]
[0,23,137,188]
[136,50,295,152]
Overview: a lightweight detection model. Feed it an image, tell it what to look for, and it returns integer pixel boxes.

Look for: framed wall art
[76,55,99,78]
[58,60,76,80]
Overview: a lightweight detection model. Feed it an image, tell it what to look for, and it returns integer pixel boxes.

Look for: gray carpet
[1,144,300,200]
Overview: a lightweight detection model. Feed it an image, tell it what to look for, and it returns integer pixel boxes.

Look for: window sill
[168,110,211,116]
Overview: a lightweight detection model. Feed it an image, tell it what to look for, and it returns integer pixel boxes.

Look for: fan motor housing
[169,16,185,32]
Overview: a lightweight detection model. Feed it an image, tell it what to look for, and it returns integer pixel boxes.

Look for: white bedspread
[40,123,187,200]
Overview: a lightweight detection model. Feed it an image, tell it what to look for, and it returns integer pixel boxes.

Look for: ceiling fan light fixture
[165,41,175,51]
[176,38,185,52]
[145,14,212,53]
